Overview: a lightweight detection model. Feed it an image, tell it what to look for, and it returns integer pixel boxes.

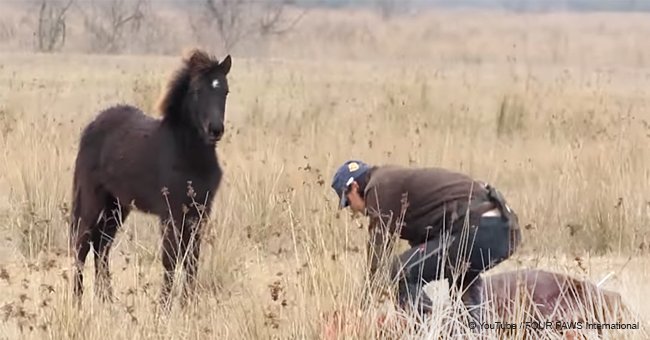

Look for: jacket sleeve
[367,215,388,281]
[365,191,398,283]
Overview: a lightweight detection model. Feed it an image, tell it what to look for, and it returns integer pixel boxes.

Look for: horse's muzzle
[207,123,224,143]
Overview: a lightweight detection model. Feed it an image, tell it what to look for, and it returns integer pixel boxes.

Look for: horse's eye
[212,79,219,89]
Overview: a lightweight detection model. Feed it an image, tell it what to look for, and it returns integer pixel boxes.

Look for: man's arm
[360,183,405,309]
[366,211,397,285]
[366,188,394,282]
[367,216,385,281]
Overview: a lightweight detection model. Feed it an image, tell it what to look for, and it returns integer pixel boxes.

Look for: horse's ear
[219,55,232,75]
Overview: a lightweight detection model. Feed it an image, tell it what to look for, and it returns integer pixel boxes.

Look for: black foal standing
[69,49,232,311]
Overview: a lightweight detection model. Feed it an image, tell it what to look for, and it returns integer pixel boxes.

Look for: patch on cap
[347,162,360,172]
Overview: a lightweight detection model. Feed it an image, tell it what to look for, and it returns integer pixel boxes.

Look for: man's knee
[393,238,446,280]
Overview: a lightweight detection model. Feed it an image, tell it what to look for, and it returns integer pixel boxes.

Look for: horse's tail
[69,165,83,253]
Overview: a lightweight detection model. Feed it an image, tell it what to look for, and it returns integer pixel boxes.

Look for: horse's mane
[157,49,221,124]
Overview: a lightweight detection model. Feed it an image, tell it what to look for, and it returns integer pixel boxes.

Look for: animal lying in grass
[481,268,633,338]
[321,269,633,339]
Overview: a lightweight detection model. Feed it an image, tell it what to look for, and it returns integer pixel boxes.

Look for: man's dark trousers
[389,206,522,323]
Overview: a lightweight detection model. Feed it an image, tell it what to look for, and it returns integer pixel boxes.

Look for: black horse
[69,49,231,311]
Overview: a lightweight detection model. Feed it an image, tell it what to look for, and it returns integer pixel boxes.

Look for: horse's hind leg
[71,218,92,306]
[70,184,103,307]
[92,196,130,303]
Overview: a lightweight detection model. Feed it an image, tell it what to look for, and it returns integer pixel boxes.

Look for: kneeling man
[331,160,522,323]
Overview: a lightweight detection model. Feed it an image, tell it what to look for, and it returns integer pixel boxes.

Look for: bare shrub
[79,0,147,54]
[35,0,73,52]
[195,0,307,52]
[127,10,177,55]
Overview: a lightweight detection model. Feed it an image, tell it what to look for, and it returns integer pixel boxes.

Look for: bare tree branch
[259,0,307,36]
[36,0,74,52]
[79,0,147,53]
[203,0,307,51]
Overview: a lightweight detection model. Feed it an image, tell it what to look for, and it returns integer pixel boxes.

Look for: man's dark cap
[331,160,370,208]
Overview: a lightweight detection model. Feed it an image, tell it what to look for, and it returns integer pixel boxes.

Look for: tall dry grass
[0,7,649,340]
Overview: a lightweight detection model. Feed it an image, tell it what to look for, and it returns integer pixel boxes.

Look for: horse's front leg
[180,216,204,308]
[158,217,181,313]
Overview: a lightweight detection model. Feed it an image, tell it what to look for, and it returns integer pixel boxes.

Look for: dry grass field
[1,5,650,340]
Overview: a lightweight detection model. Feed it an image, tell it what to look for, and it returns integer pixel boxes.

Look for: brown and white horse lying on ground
[321,269,634,339]
[481,269,633,339]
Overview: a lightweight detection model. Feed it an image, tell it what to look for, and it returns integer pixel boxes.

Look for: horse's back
[74,104,161,193]
[79,104,155,143]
